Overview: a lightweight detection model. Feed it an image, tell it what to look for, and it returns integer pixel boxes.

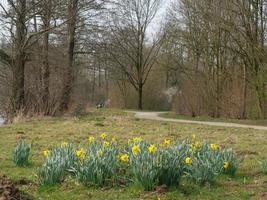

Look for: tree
[103,0,163,110]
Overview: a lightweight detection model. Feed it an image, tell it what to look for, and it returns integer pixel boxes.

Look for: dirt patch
[0,175,31,200]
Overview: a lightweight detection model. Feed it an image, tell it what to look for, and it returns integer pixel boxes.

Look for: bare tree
[103,0,163,110]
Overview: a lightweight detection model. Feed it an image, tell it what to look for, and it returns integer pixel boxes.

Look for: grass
[0,108,267,199]
[160,112,267,126]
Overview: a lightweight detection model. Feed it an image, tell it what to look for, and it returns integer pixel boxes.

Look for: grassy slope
[160,112,267,126]
[0,109,267,200]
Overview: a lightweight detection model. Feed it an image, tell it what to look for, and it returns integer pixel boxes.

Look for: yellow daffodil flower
[43,150,50,157]
[185,157,192,165]
[164,139,172,146]
[100,132,107,139]
[103,141,110,148]
[210,144,219,151]
[88,136,95,143]
[62,142,68,148]
[223,161,230,169]
[76,148,86,160]
[148,144,157,154]
[132,145,141,155]
[133,137,142,143]
[119,153,129,162]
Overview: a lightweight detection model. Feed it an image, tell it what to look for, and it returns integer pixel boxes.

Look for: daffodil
[132,137,142,143]
[223,161,230,169]
[163,139,171,146]
[43,150,50,157]
[112,137,116,142]
[210,144,219,151]
[148,144,157,154]
[100,132,107,139]
[185,157,192,165]
[192,134,196,140]
[195,141,201,147]
[62,142,68,148]
[76,148,86,160]
[88,136,95,143]
[103,141,110,148]
[119,153,129,162]
[132,145,141,155]
[190,142,201,153]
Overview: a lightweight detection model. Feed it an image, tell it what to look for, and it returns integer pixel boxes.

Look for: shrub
[72,140,119,186]
[12,139,31,167]
[38,143,77,186]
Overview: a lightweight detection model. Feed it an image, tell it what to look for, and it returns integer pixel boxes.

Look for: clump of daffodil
[148,144,157,154]
[88,136,95,143]
[103,141,110,148]
[132,137,142,143]
[132,145,141,155]
[223,161,230,169]
[163,139,172,146]
[185,157,192,165]
[76,148,86,160]
[43,150,50,157]
[119,153,129,163]
[100,132,107,139]
[210,144,219,151]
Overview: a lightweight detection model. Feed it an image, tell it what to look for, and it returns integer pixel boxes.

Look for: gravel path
[134,112,267,131]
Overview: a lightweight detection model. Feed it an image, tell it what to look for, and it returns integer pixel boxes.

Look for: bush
[12,139,31,167]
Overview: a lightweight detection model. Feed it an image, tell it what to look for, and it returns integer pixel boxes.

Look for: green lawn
[0,109,267,199]
[160,112,267,126]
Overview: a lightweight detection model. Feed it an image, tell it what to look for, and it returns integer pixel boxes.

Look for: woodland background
[0,0,266,121]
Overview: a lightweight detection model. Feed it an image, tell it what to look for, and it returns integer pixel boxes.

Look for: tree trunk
[61,0,78,111]
[12,0,27,113]
[42,0,52,114]
[241,64,247,119]
[12,54,25,111]
[138,84,143,110]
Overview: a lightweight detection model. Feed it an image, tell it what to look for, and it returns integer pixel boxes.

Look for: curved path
[134,112,267,131]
